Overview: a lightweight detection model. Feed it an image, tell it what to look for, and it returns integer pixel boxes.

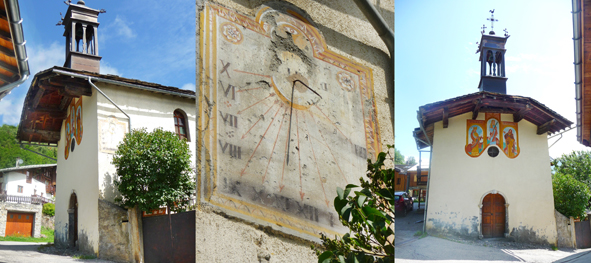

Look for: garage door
[5,212,34,237]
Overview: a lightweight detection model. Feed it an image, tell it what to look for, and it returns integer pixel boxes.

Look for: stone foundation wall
[195,205,318,263]
[98,199,130,262]
[555,210,575,248]
[0,202,43,237]
[42,215,55,230]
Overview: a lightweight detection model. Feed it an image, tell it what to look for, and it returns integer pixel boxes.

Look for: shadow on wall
[100,172,121,202]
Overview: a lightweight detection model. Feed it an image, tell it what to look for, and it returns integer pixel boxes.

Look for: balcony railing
[0,194,54,204]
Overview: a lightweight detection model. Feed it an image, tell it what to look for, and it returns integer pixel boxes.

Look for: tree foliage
[112,128,194,213]
[313,147,395,263]
[0,124,57,169]
[405,156,417,166]
[43,203,55,216]
[394,148,405,165]
[552,172,591,219]
[553,151,591,189]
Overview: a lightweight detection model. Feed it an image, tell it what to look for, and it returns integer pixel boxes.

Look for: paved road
[0,241,116,263]
[395,203,591,263]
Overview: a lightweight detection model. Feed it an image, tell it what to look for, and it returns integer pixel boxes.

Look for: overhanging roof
[413,91,573,149]
[0,0,29,100]
[16,66,195,145]
[573,0,591,146]
[0,163,56,173]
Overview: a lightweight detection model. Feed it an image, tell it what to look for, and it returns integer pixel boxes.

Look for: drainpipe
[572,0,583,144]
[352,0,394,131]
[0,0,29,98]
[415,111,433,234]
[19,144,57,161]
[87,77,131,132]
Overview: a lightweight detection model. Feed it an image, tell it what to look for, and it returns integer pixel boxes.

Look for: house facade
[0,163,56,238]
[414,25,571,245]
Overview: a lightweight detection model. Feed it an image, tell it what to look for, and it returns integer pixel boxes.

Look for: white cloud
[113,16,136,39]
[0,95,25,125]
[101,62,121,76]
[180,83,195,91]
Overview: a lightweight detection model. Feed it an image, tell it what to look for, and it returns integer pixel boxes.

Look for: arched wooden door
[482,193,505,238]
[68,193,78,247]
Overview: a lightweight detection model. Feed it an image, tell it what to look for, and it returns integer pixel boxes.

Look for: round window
[488,146,499,157]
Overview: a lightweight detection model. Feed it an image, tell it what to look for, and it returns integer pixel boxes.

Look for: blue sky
[395,0,588,163]
[0,0,195,125]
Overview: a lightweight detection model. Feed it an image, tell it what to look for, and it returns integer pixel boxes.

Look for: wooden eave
[413,91,573,149]
[0,0,22,99]
[579,0,591,146]
[16,66,196,144]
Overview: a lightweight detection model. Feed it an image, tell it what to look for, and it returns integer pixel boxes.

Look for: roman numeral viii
[219,140,241,159]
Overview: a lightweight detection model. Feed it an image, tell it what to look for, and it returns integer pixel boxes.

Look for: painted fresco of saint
[465,125,483,156]
[487,119,500,145]
[503,127,517,158]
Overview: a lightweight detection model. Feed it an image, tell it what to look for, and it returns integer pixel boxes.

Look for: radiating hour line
[279,110,291,192]
[237,87,264,92]
[233,69,271,79]
[296,111,304,201]
[240,105,284,177]
[241,101,278,139]
[262,108,288,184]
[238,93,275,114]
[302,112,330,207]
[313,105,351,143]
[308,111,348,184]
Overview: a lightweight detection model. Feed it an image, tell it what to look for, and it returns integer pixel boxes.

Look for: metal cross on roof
[481,24,487,35]
[487,9,498,34]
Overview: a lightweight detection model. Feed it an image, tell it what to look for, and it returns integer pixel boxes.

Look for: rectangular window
[396,178,401,185]
[17,185,23,193]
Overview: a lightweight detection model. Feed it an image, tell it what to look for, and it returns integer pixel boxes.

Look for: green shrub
[553,173,591,219]
[42,203,55,216]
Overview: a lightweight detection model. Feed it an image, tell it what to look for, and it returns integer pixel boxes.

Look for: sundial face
[198,3,381,238]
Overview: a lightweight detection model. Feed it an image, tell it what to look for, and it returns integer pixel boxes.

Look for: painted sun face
[198,3,380,237]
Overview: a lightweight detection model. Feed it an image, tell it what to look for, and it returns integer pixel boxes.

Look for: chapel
[414,14,571,244]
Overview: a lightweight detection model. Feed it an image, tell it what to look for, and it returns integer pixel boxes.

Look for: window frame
[173,109,190,141]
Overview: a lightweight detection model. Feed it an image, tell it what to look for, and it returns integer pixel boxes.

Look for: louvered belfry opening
[62,1,102,73]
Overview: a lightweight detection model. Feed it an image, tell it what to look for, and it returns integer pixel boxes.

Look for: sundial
[198,2,380,238]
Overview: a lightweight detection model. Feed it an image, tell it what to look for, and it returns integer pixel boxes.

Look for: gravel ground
[0,241,117,263]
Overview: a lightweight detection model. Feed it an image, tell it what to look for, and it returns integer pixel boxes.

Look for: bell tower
[477,10,509,94]
[62,0,104,73]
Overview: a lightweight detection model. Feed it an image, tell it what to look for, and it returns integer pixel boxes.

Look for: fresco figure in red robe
[503,128,517,158]
[488,119,499,145]
[465,126,483,156]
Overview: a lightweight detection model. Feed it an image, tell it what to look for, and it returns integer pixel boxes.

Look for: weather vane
[487,9,498,35]
[481,24,487,35]
[504,28,510,38]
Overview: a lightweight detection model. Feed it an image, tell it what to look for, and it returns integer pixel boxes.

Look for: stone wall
[42,214,55,230]
[98,199,131,262]
[0,202,43,238]
[555,210,575,248]
[195,205,317,263]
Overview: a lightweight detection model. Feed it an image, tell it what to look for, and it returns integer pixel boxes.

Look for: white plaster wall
[3,172,47,197]
[426,112,558,245]
[95,82,197,203]
[55,93,100,254]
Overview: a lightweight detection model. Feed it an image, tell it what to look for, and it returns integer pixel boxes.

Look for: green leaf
[337,187,345,200]
[338,255,346,263]
[378,189,393,200]
[318,251,333,263]
[362,206,386,219]
[357,195,367,207]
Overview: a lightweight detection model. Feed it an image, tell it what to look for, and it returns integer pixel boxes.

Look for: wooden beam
[29,87,46,110]
[0,72,14,83]
[36,107,68,119]
[442,107,449,128]
[22,128,60,142]
[59,96,73,111]
[472,100,481,120]
[0,45,15,58]
[0,60,18,75]
[0,29,11,42]
[480,99,528,110]
[513,104,532,122]
[537,119,556,135]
